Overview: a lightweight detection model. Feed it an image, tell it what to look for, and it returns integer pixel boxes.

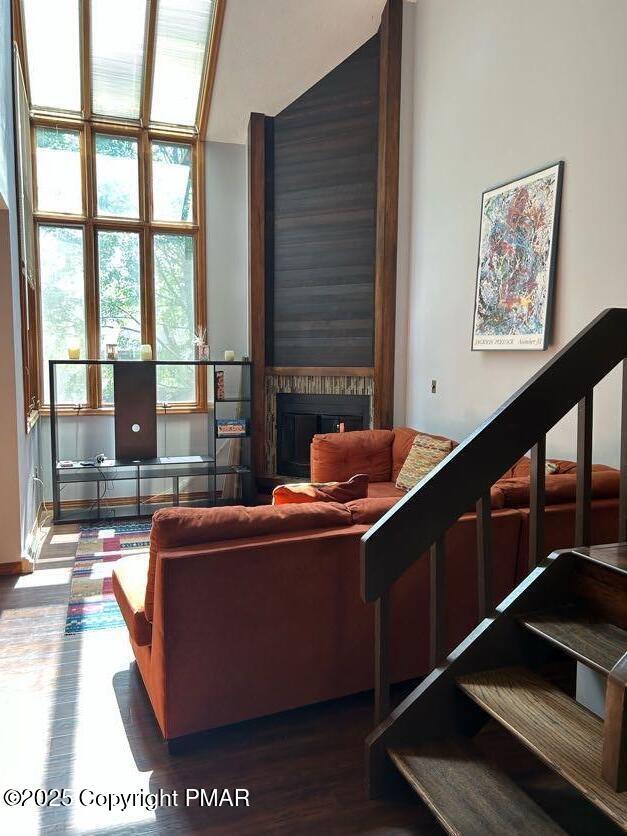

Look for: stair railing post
[430,536,446,669]
[529,436,546,570]
[602,651,627,792]
[619,360,627,543]
[374,590,390,724]
[476,492,493,619]
[576,390,594,547]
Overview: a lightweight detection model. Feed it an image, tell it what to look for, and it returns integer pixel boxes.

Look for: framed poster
[472,161,564,350]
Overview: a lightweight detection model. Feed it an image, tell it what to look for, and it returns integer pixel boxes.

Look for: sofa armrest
[310,429,395,483]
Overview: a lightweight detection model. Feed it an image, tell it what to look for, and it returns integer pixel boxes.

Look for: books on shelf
[216,418,248,438]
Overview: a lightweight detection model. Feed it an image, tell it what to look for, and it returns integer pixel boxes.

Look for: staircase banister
[361,307,627,603]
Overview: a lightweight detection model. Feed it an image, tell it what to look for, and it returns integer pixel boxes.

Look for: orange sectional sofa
[112,427,620,744]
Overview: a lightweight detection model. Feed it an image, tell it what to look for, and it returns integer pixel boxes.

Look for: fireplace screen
[276,393,370,478]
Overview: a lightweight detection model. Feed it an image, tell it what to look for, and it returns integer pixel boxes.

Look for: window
[95,135,140,219]
[35,128,82,214]
[154,234,196,402]
[152,142,193,222]
[98,230,142,403]
[39,225,86,404]
[22,0,81,112]
[90,0,147,120]
[13,0,224,415]
[150,0,216,127]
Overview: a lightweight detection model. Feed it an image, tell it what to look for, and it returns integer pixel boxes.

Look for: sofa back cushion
[310,429,394,483]
[391,428,417,481]
[145,502,352,622]
[497,468,620,508]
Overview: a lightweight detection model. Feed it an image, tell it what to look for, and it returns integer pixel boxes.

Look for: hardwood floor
[0,524,433,835]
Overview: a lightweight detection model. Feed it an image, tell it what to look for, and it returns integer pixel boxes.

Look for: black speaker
[113,362,157,461]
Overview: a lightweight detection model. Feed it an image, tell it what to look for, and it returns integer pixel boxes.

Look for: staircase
[360,310,627,833]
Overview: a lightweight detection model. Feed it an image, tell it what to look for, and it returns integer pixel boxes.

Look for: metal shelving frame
[49,359,253,523]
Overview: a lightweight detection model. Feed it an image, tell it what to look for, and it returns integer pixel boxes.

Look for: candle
[224,350,235,362]
[67,342,80,360]
[140,344,153,361]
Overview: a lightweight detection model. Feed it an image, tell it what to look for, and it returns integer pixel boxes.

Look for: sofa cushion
[367,481,405,499]
[498,469,620,508]
[310,429,394,483]
[272,474,369,505]
[391,427,417,481]
[392,428,457,483]
[347,496,398,524]
[502,456,580,479]
[396,433,454,491]
[111,554,152,647]
[145,502,353,622]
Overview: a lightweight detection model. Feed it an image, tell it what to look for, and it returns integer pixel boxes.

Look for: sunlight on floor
[50,532,81,545]
[13,567,73,588]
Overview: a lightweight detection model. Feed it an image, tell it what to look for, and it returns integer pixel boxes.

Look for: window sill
[40,404,212,418]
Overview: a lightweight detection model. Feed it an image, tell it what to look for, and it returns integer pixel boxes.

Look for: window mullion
[79,0,92,120]
[82,122,99,407]
[194,139,207,409]
[140,0,158,128]
[139,130,154,350]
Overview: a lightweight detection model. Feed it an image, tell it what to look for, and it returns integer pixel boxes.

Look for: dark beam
[373,0,402,429]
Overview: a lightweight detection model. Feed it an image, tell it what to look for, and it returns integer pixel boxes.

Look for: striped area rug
[65,521,151,636]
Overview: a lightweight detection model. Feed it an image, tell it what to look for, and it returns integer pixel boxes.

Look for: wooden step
[457,667,627,829]
[519,606,627,675]
[573,544,627,576]
[389,737,566,835]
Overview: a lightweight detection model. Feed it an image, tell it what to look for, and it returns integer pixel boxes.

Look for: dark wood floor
[0,525,622,835]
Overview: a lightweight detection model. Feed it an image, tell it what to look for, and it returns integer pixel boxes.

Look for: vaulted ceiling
[206,0,387,144]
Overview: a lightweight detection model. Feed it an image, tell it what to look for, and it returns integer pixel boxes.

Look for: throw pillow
[395,433,453,492]
[272,473,369,505]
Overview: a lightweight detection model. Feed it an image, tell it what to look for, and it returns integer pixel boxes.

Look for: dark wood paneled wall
[270,36,380,368]
[248,0,402,453]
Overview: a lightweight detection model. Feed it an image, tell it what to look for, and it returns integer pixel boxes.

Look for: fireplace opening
[276,393,371,478]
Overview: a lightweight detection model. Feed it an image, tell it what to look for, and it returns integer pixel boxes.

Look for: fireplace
[276,393,371,478]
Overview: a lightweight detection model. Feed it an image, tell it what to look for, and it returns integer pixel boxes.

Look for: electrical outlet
[431,379,437,394]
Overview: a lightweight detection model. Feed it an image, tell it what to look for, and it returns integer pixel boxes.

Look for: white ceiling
[206,0,388,144]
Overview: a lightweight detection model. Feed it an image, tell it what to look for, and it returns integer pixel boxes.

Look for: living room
[1,0,627,833]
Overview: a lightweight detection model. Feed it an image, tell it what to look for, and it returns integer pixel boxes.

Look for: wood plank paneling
[271,36,380,369]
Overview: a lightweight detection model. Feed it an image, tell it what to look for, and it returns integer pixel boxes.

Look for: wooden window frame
[11,0,225,421]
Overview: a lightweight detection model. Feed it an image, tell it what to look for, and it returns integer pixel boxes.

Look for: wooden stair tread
[389,737,565,835]
[457,666,627,829]
[519,606,627,674]
[573,544,627,576]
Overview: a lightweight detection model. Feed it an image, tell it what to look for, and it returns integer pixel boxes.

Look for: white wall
[205,140,249,358]
[404,0,627,465]
[0,0,40,563]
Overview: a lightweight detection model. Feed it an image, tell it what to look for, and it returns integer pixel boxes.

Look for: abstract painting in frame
[472,162,564,350]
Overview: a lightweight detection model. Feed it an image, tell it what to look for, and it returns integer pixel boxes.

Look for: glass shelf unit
[50,359,253,523]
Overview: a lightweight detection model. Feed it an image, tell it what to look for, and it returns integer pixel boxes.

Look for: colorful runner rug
[65,521,151,636]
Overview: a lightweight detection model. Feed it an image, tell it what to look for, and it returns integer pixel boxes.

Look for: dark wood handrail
[361,307,627,604]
